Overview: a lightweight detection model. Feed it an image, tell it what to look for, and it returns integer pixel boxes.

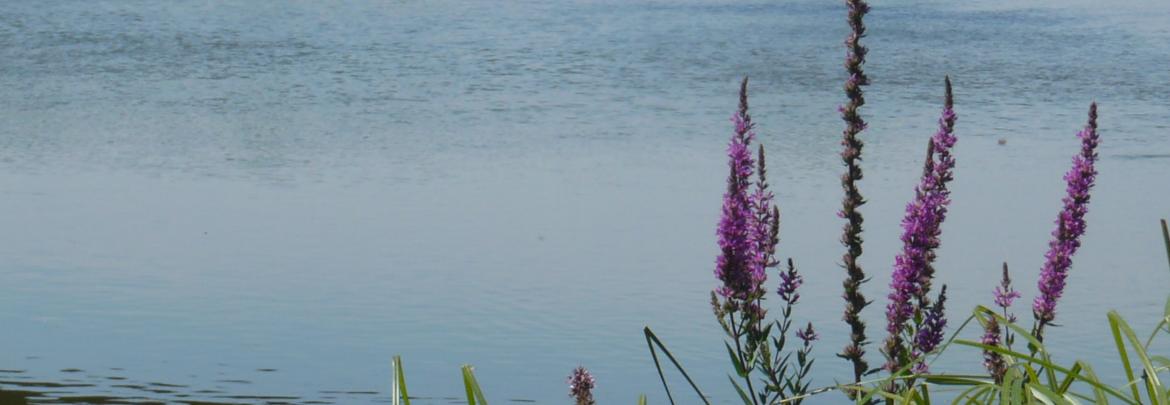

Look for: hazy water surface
[2,0,1169,403]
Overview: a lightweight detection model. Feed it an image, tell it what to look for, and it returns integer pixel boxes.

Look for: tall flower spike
[838,0,873,387]
[567,366,596,405]
[1033,103,1100,339]
[883,79,957,373]
[917,77,958,302]
[714,77,765,316]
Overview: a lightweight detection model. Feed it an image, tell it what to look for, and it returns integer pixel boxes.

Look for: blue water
[1,0,1169,403]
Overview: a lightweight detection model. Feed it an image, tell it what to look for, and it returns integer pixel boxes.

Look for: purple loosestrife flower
[1033,103,1100,334]
[995,263,1021,314]
[715,78,766,315]
[981,315,1007,383]
[567,366,596,405]
[796,322,819,344]
[752,144,782,324]
[884,79,957,372]
[911,286,948,370]
[779,257,803,305]
[753,146,779,274]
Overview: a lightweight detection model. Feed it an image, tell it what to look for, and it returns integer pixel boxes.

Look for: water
[1,0,1168,403]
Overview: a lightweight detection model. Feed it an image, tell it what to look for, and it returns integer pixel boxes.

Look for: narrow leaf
[1111,311,1165,405]
[1078,361,1109,405]
[726,342,749,378]
[1161,219,1169,272]
[728,375,753,405]
[644,327,710,405]
[393,356,412,405]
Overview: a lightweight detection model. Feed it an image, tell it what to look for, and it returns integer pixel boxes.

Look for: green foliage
[393,355,410,405]
[461,365,489,405]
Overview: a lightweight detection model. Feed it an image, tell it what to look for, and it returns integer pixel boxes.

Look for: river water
[1,0,1168,403]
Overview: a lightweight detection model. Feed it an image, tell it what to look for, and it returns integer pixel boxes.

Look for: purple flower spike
[715,78,766,312]
[884,78,957,372]
[981,315,1007,382]
[778,258,803,305]
[913,286,948,356]
[1033,103,1100,334]
[567,366,596,405]
[994,263,1021,310]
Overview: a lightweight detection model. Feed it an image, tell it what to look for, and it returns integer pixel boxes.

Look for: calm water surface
[2,0,1169,403]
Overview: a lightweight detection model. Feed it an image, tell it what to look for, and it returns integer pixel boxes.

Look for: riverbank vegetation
[392,0,1169,403]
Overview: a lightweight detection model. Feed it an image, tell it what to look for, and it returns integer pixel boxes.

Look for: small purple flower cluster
[778,258,803,305]
[567,366,595,405]
[994,265,1021,311]
[796,322,819,344]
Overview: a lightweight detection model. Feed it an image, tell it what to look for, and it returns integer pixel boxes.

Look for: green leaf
[637,394,647,405]
[953,384,989,405]
[1109,311,1147,402]
[393,355,411,405]
[1004,366,1023,405]
[644,327,710,405]
[1110,311,1166,405]
[1078,361,1109,405]
[728,375,753,405]
[1028,383,1073,405]
[954,339,1138,404]
[461,365,488,405]
[921,374,991,386]
[1057,362,1082,394]
[726,342,749,378]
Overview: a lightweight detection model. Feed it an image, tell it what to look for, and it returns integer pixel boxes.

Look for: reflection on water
[0,367,537,404]
[1,0,1169,403]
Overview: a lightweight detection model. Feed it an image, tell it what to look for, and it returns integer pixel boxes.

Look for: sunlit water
[1,0,1169,403]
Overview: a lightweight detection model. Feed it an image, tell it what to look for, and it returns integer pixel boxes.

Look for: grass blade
[1028,383,1072,405]
[1161,219,1169,271]
[644,327,711,405]
[1078,361,1109,404]
[955,339,1138,404]
[1109,312,1143,402]
[461,365,488,405]
[728,375,753,405]
[1110,311,1166,405]
[393,356,411,405]
[1057,362,1082,394]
